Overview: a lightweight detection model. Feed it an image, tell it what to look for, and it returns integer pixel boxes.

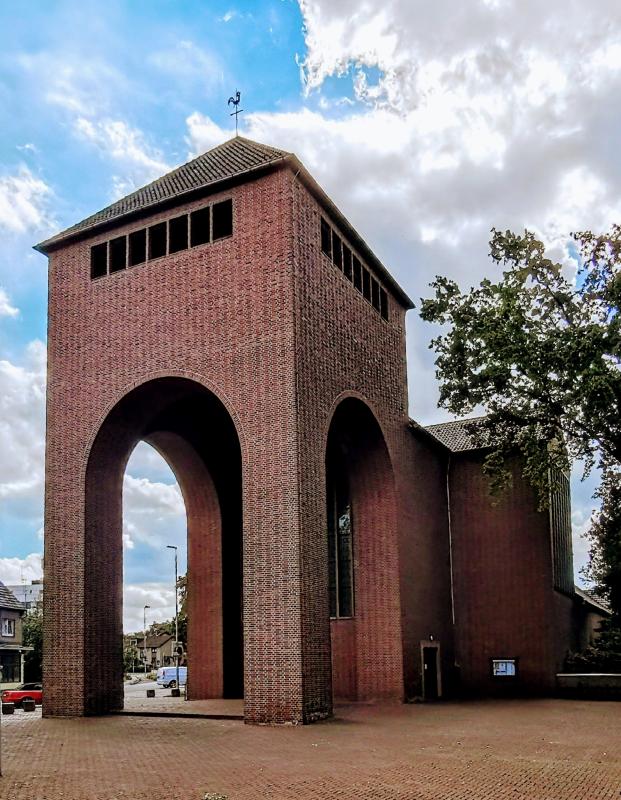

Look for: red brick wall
[147,431,224,699]
[291,176,454,703]
[400,432,455,699]
[449,454,569,694]
[44,166,332,723]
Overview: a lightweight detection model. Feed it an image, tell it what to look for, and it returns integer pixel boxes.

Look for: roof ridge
[425,415,488,429]
[35,135,292,253]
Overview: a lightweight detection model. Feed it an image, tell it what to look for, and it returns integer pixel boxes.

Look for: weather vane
[228,90,243,136]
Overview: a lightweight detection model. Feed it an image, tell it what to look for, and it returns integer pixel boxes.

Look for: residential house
[0,581,30,684]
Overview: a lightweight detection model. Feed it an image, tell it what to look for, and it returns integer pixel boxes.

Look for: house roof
[35,137,289,253]
[34,135,414,308]
[423,416,489,453]
[0,582,26,612]
[574,586,611,616]
[144,633,174,649]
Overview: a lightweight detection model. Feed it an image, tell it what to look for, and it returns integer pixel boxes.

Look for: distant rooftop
[574,586,611,616]
[423,416,488,453]
[0,581,26,612]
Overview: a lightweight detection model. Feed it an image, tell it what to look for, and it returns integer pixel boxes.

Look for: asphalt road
[123,679,158,698]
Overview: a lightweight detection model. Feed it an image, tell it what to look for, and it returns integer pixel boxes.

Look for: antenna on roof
[228,90,243,136]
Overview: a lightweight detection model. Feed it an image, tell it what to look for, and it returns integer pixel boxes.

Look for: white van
[156,666,187,688]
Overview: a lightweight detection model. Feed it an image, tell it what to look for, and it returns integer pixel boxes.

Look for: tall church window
[327,468,354,618]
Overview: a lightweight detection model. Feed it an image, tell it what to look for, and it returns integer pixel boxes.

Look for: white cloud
[0,553,43,585]
[0,165,53,234]
[122,473,186,552]
[0,288,18,318]
[123,581,175,634]
[186,112,229,156]
[0,340,46,502]
[74,117,171,199]
[149,40,223,88]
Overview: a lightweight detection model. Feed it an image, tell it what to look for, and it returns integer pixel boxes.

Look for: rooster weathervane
[228,90,243,135]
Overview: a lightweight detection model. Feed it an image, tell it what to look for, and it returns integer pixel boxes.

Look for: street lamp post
[166,545,180,694]
[143,604,150,677]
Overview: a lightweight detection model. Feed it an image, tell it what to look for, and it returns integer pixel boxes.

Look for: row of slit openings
[321,217,389,321]
[91,198,233,279]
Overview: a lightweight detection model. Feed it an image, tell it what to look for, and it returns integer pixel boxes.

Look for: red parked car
[1,683,43,707]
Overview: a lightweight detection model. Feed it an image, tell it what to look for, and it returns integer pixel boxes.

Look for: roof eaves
[424,416,490,453]
[34,150,291,255]
[574,586,611,616]
[408,418,451,453]
[290,156,414,310]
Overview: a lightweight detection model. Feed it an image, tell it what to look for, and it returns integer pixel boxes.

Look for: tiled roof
[34,134,414,308]
[35,136,290,252]
[423,416,488,453]
[145,633,174,649]
[0,581,26,612]
[574,586,611,615]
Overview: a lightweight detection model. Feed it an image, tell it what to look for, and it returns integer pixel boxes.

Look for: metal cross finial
[228,90,243,136]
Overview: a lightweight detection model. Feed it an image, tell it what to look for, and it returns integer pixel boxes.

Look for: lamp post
[143,604,150,677]
[166,545,180,694]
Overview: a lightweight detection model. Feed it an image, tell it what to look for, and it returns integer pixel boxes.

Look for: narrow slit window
[128,229,146,267]
[379,287,389,320]
[342,244,353,281]
[169,214,188,253]
[327,468,354,618]
[91,242,108,279]
[332,231,342,269]
[149,222,167,260]
[353,255,362,291]
[109,236,127,273]
[190,207,211,247]
[213,199,233,240]
[371,277,380,310]
[321,218,332,258]
[362,268,371,301]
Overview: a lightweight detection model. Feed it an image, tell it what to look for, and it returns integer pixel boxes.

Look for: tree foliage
[420,226,621,618]
[143,574,188,643]
[22,605,43,682]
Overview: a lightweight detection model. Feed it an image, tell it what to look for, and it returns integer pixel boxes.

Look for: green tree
[420,226,621,624]
[22,605,43,682]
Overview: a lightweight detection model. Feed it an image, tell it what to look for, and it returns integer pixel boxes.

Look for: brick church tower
[37,137,452,723]
[36,136,585,724]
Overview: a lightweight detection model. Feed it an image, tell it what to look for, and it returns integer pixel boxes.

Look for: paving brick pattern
[2,700,620,800]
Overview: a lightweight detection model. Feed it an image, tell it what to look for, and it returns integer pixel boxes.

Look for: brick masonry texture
[43,140,580,724]
[2,700,621,800]
[449,454,575,695]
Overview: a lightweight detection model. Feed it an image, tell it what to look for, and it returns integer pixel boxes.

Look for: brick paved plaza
[1,699,619,799]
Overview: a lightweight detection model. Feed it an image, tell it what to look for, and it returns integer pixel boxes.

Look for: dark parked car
[2,683,43,707]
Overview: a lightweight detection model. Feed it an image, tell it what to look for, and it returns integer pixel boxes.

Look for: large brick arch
[326,397,403,702]
[76,376,243,715]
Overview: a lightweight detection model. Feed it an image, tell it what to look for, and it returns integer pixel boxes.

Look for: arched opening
[84,377,243,714]
[325,397,403,702]
[122,441,187,683]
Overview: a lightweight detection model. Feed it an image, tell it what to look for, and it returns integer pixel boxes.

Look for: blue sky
[1,0,619,630]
